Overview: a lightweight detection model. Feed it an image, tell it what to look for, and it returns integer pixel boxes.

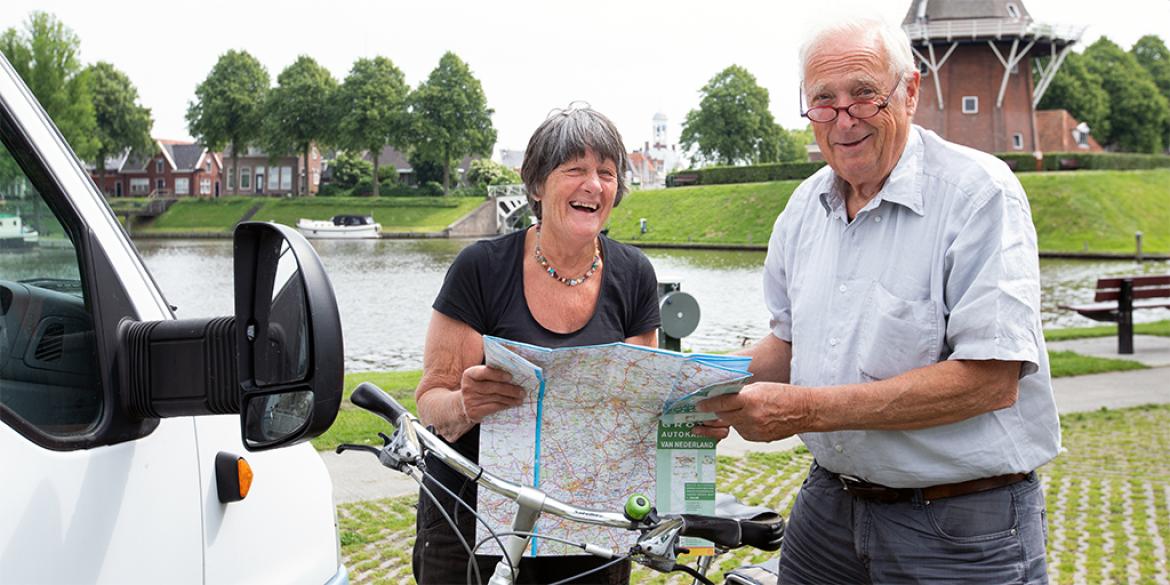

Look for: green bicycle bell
[624,493,652,522]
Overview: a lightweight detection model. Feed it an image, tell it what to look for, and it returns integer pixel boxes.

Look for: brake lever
[335,443,380,456]
[336,429,398,456]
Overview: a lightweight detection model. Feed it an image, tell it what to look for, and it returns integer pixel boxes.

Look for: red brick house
[903,0,1085,154]
[1036,109,1103,152]
[223,145,322,196]
[91,139,223,197]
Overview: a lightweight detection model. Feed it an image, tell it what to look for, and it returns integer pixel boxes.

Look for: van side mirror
[118,222,342,451]
[235,222,342,451]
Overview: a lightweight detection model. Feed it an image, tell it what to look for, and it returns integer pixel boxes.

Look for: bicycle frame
[341,382,783,585]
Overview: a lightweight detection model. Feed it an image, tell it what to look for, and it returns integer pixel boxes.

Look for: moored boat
[0,213,38,248]
[296,214,382,239]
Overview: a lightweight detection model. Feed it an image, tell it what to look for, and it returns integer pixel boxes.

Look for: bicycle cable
[414,473,485,585]
[415,465,514,585]
[547,555,635,585]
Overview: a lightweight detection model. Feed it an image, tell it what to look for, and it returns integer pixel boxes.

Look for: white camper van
[0,53,348,585]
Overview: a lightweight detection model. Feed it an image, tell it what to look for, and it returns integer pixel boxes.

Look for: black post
[658,281,681,352]
[1118,278,1134,354]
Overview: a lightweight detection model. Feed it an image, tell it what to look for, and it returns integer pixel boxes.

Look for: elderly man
[695,17,1060,584]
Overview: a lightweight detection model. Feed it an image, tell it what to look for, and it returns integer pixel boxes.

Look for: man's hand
[691,382,811,442]
[459,365,526,423]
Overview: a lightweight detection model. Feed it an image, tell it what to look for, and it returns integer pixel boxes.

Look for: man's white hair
[798,16,917,99]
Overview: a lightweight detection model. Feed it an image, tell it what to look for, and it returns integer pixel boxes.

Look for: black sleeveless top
[413,229,660,584]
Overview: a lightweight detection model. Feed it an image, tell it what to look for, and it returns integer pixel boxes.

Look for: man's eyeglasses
[800,77,903,124]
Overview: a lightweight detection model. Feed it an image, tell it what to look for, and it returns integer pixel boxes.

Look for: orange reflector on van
[215,452,253,503]
[236,458,253,499]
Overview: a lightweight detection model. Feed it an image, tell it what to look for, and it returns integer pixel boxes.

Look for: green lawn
[609,181,798,245]
[254,197,484,233]
[607,169,1170,254]
[1045,319,1170,341]
[336,404,1170,584]
[1048,350,1148,377]
[139,196,258,233]
[311,371,422,452]
[1021,169,1170,254]
[137,196,484,234]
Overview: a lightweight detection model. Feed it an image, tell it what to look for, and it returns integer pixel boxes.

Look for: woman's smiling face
[535,148,618,241]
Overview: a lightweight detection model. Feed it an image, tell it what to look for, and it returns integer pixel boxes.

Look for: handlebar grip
[679,514,743,549]
[679,514,785,552]
[738,516,785,552]
[351,382,410,426]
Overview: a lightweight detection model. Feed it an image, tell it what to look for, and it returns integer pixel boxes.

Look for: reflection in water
[135,238,1169,372]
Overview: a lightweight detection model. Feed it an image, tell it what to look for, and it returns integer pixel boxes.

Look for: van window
[0,139,101,436]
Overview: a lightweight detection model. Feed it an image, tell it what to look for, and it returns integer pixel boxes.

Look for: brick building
[90,139,222,197]
[222,144,322,196]
[903,0,1086,154]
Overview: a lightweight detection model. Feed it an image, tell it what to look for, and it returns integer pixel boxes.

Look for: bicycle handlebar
[352,382,411,424]
[679,514,784,552]
[346,383,784,560]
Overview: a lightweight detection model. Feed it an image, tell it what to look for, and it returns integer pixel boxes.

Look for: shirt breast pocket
[857,283,939,381]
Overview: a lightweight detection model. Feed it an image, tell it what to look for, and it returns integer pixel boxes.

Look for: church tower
[652,112,668,150]
[903,0,1083,153]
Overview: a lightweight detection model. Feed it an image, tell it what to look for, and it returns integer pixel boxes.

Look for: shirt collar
[817,125,926,218]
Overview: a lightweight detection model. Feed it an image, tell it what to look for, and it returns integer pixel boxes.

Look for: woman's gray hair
[798,16,916,101]
[520,103,629,220]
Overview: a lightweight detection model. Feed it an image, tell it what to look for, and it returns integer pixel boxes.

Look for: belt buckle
[839,474,900,502]
[838,474,864,492]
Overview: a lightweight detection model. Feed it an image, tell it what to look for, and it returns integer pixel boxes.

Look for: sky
[4,0,1168,162]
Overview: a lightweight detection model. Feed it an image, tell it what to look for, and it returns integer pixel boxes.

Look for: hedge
[666,161,826,186]
[996,151,1170,172]
[666,151,1170,187]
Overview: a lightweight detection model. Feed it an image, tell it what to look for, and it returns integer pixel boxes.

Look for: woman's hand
[459,365,526,423]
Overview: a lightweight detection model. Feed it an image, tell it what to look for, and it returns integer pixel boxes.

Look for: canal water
[135,238,1170,372]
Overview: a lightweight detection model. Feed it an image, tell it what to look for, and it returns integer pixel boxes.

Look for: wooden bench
[1059,275,1170,354]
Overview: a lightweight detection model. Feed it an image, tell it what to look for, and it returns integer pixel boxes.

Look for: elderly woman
[411,105,661,584]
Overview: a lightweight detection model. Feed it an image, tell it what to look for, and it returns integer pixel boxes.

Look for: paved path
[323,335,1170,504]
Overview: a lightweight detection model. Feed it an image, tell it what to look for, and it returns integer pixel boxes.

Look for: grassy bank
[336,403,1170,584]
[135,195,484,234]
[609,169,1170,254]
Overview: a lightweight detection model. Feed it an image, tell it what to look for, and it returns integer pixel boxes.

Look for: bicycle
[337,382,786,585]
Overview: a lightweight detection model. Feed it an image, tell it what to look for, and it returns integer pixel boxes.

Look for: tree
[87,61,152,194]
[263,55,336,195]
[186,50,269,194]
[411,52,497,193]
[1131,35,1170,150]
[1083,37,1169,153]
[1,12,98,161]
[681,65,781,166]
[466,158,521,189]
[327,151,373,191]
[759,125,810,163]
[334,56,410,197]
[1132,35,1170,98]
[1036,51,1111,141]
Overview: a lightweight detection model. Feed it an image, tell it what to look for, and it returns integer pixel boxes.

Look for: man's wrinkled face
[804,34,919,193]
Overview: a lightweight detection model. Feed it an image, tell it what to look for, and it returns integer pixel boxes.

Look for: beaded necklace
[533,224,601,287]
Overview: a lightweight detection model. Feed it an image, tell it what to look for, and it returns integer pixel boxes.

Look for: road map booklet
[476,336,750,556]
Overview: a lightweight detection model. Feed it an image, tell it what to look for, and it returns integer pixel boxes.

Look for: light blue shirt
[764,125,1061,487]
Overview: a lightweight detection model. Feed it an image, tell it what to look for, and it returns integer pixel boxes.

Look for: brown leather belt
[829,470,1031,503]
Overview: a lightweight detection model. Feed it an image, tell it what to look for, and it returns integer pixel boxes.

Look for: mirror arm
[119,316,239,419]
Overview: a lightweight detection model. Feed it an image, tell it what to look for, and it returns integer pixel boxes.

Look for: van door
[0,124,203,583]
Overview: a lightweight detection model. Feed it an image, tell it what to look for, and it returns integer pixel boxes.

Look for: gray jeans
[777,462,1048,584]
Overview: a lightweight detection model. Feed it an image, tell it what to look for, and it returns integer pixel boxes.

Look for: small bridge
[488,184,532,234]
